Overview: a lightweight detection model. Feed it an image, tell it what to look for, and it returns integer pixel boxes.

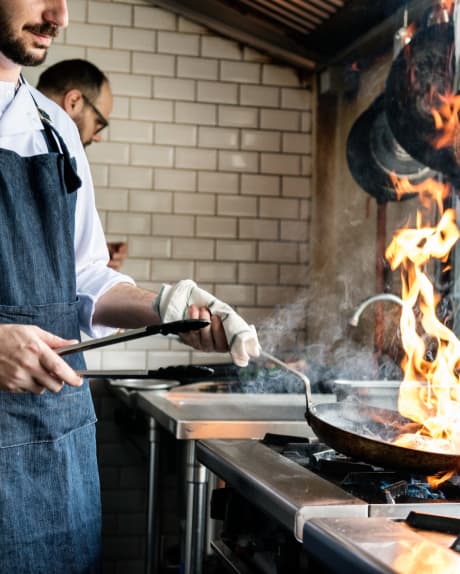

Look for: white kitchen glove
[154,279,261,367]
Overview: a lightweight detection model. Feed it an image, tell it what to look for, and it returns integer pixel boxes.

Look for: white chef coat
[0,79,135,337]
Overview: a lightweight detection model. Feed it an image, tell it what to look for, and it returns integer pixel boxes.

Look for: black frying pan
[306,399,460,474]
[385,22,459,181]
[262,352,460,474]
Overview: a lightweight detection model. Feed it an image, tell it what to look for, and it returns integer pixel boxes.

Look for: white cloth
[0,80,134,337]
[156,279,261,367]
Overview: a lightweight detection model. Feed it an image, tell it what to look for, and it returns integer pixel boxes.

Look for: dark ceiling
[149,0,421,70]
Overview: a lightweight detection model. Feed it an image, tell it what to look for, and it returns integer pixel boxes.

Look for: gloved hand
[154,279,261,367]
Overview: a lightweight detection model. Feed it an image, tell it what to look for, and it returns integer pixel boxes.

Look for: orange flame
[403,22,417,45]
[393,539,459,573]
[443,0,455,14]
[427,469,456,488]
[390,174,449,213]
[385,177,460,469]
[431,91,460,149]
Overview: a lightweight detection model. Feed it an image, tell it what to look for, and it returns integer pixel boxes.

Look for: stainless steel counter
[134,390,334,574]
[302,517,460,574]
[196,437,460,543]
[196,438,368,541]
[196,439,460,573]
[136,391,321,440]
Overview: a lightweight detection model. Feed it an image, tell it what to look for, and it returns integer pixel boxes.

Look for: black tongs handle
[77,365,215,379]
[57,319,209,356]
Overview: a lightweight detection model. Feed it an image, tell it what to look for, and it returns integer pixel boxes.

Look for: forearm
[91,279,260,367]
[92,283,160,329]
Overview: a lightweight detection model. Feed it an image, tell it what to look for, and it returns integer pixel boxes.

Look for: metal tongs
[57,319,209,356]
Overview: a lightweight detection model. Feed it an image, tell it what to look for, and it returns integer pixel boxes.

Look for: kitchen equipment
[261,351,460,474]
[346,93,432,204]
[302,516,460,574]
[349,293,404,326]
[135,384,334,574]
[57,319,209,355]
[199,435,460,530]
[303,399,460,474]
[136,391,314,440]
[108,379,180,391]
[349,293,404,365]
[406,510,460,534]
[197,436,460,574]
[77,365,216,380]
[385,22,459,181]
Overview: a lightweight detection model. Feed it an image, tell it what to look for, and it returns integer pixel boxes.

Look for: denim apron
[0,106,101,573]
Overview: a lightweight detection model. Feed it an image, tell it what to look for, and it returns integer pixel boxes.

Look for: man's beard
[0,16,58,66]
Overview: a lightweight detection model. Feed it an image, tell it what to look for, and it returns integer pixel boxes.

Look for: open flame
[385,9,460,473]
[443,0,455,13]
[431,91,460,150]
[393,539,459,574]
[385,176,460,476]
[390,173,449,211]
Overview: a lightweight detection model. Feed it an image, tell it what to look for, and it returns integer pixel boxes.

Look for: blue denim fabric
[0,424,100,574]
[0,123,101,573]
[0,149,76,305]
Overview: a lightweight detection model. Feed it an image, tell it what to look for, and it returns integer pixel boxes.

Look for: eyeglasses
[81,93,109,134]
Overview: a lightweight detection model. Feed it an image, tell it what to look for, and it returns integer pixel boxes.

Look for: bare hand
[0,324,83,394]
[179,305,229,353]
[107,242,128,271]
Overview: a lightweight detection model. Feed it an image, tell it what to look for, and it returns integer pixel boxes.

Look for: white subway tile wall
[23,0,313,370]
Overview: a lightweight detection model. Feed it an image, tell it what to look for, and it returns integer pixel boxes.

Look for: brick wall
[23,0,313,370]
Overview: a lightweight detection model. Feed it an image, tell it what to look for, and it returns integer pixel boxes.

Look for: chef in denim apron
[0,3,258,572]
[0,4,139,571]
[0,82,102,572]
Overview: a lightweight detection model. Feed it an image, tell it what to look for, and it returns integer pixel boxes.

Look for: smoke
[251,280,402,393]
[257,292,310,356]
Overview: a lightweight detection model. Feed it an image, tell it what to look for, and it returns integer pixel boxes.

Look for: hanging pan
[346,93,434,204]
[385,22,460,181]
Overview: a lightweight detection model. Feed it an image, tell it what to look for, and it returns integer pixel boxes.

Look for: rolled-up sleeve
[23,86,136,338]
[72,138,135,337]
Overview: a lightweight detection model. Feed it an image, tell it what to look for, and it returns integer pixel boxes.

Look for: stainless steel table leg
[205,472,221,555]
[184,440,209,574]
[145,416,160,574]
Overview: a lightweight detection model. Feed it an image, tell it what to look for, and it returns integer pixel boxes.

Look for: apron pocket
[0,386,96,448]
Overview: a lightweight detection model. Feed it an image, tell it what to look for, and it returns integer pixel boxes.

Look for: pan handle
[259,350,314,421]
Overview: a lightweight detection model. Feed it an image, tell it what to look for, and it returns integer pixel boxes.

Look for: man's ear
[62,89,84,119]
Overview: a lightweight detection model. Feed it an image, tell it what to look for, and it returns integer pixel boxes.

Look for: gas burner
[342,472,447,503]
[283,442,378,476]
[262,433,460,504]
[264,436,379,477]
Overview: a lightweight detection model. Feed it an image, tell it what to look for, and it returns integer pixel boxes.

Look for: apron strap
[27,87,82,194]
[40,116,82,194]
